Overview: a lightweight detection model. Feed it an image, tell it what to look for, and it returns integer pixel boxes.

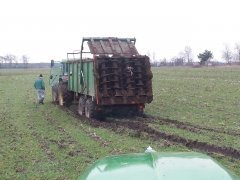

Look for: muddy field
[67,104,240,159]
[0,67,240,179]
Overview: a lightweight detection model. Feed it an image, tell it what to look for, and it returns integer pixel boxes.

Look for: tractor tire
[85,99,96,118]
[78,97,86,116]
[58,82,73,107]
[52,85,58,103]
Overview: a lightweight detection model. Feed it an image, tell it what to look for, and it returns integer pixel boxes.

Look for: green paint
[79,152,239,180]
[58,60,95,96]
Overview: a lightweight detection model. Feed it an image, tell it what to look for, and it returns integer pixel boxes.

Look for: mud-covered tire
[136,109,144,117]
[58,82,73,107]
[127,106,144,117]
[78,97,86,116]
[133,106,144,117]
[52,85,58,103]
[85,99,96,118]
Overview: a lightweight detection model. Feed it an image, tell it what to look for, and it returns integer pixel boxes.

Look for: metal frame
[80,37,137,59]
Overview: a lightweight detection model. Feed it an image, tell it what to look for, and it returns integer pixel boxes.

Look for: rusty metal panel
[94,56,153,105]
[86,37,139,56]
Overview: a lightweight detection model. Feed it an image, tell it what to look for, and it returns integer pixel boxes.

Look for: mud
[43,105,116,159]
[68,150,82,157]
[43,109,94,158]
[49,138,76,149]
[15,167,26,173]
[30,131,56,161]
[154,117,240,136]
[62,105,240,159]
[118,120,240,159]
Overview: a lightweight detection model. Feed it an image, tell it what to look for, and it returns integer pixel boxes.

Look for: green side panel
[82,61,95,96]
[78,63,81,93]
[68,63,74,90]
[73,63,78,92]
[67,60,95,96]
[62,61,68,74]
[78,152,239,180]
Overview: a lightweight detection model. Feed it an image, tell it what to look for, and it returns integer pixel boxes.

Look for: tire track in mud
[153,117,240,136]
[116,120,240,159]
[30,130,56,161]
[45,105,121,156]
[61,105,240,159]
[26,115,58,161]
[40,109,95,158]
[25,110,90,161]
[65,107,125,155]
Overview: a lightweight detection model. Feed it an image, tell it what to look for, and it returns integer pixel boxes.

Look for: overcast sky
[0,0,239,63]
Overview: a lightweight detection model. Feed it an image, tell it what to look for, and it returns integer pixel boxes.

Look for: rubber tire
[78,97,86,116]
[129,106,144,117]
[136,109,144,117]
[52,85,58,103]
[134,107,144,117]
[58,82,73,107]
[85,99,95,118]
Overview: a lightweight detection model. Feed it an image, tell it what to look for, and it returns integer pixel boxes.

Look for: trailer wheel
[58,82,73,107]
[129,106,144,117]
[51,85,58,103]
[78,97,86,116]
[136,109,144,117]
[85,99,95,118]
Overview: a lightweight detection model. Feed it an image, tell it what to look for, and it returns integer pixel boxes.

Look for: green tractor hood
[79,152,238,180]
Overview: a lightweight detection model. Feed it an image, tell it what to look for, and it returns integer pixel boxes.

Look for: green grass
[0,67,240,178]
[146,67,240,131]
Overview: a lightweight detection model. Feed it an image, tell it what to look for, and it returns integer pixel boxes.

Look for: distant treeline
[150,60,240,67]
[0,63,50,69]
[1,61,240,69]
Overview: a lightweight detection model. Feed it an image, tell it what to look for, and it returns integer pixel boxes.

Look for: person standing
[34,74,45,104]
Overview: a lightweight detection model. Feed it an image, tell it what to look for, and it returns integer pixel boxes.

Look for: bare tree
[179,46,193,65]
[3,56,8,64]
[171,56,184,66]
[146,51,153,64]
[4,54,17,68]
[152,51,156,61]
[184,46,193,64]
[222,45,232,64]
[21,55,29,68]
[234,43,240,63]
[0,56,4,68]
[160,58,167,66]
